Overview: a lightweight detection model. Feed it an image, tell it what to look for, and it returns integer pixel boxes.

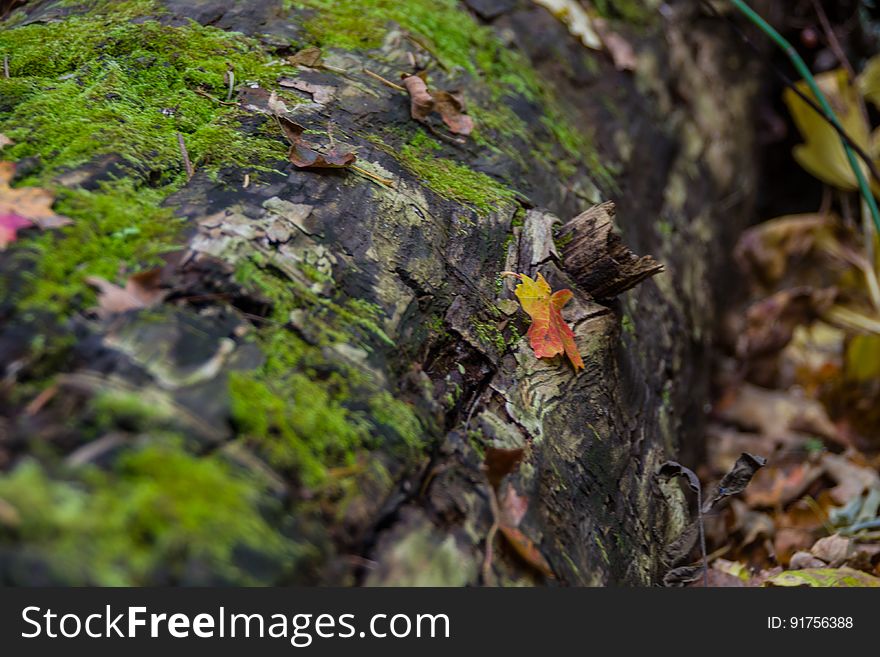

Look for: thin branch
[363,68,406,92]
[193,87,238,106]
[177,132,194,181]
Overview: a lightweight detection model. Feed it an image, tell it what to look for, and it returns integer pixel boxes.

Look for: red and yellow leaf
[506,272,584,370]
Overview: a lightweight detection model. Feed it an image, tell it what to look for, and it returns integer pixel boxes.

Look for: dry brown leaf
[0,133,12,148]
[821,453,880,504]
[86,268,168,318]
[715,383,839,444]
[0,161,73,231]
[734,213,836,285]
[279,78,336,105]
[278,117,356,169]
[402,75,434,122]
[789,551,827,569]
[401,75,474,136]
[810,533,852,566]
[483,446,525,489]
[288,46,323,68]
[737,287,837,361]
[431,90,474,135]
[745,461,824,508]
[498,526,554,577]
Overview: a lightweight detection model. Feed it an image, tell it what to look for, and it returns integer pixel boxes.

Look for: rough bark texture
[0,0,758,585]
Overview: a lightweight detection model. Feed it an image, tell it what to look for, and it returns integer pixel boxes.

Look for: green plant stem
[728,0,880,234]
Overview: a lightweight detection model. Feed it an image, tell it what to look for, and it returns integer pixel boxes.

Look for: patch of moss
[395,131,516,216]
[472,319,506,353]
[0,2,289,313]
[296,0,607,186]
[298,0,537,95]
[89,388,177,433]
[0,442,296,585]
[592,0,657,24]
[228,255,422,487]
[229,372,369,488]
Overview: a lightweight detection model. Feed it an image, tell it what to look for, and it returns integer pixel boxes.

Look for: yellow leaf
[764,567,880,588]
[507,272,584,370]
[859,54,880,111]
[784,69,873,193]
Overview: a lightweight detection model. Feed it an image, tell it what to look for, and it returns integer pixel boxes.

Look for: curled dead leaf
[483,446,525,489]
[86,268,168,319]
[278,117,356,169]
[737,287,837,361]
[703,452,767,512]
[498,525,554,577]
[288,46,323,68]
[657,460,701,494]
[402,75,474,136]
[0,161,73,233]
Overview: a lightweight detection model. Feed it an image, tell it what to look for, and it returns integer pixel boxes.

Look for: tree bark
[0,0,759,585]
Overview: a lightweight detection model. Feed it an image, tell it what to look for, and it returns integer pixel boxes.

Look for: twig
[177,132,194,181]
[193,87,238,106]
[2,55,8,79]
[224,63,235,102]
[696,484,708,588]
[363,68,406,92]
[349,163,394,187]
[25,383,58,416]
[481,484,500,586]
[809,0,857,81]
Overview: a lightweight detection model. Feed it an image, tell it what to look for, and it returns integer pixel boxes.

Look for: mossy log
[0,0,758,585]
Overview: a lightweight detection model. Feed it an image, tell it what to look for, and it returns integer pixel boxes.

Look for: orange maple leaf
[504,272,584,370]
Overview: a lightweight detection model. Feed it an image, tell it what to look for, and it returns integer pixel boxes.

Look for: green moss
[18,182,182,313]
[0,443,295,585]
[89,388,177,432]
[395,132,516,216]
[296,0,606,186]
[369,391,423,447]
[472,319,506,353]
[230,372,368,487]
[298,0,537,95]
[228,255,421,487]
[592,0,657,24]
[0,2,289,314]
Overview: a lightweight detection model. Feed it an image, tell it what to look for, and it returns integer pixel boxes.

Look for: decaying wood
[0,0,761,586]
[560,201,664,299]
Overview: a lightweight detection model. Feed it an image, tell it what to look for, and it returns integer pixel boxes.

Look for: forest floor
[684,1,880,587]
